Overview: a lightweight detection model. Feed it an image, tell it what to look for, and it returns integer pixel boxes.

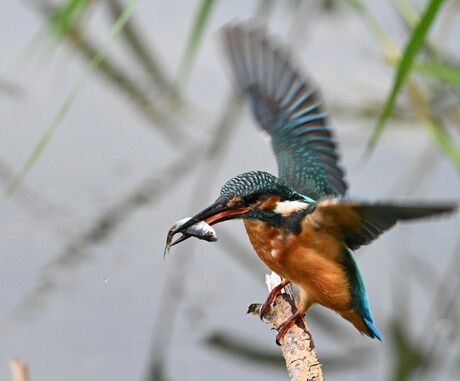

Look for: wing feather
[312,199,457,250]
[223,23,347,200]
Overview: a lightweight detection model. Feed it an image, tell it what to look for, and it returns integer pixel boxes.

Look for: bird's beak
[171,199,250,236]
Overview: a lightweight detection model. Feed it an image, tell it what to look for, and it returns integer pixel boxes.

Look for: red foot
[260,279,291,320]
[275,308,304,346]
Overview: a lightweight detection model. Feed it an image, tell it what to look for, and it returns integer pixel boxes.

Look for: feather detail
[312,199,457,250]
[223,23,347,199]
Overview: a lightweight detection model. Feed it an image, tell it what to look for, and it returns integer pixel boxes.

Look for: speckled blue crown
[219,171,302,201]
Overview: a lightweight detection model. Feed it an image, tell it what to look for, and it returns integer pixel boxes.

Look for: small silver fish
[164,217,218,258]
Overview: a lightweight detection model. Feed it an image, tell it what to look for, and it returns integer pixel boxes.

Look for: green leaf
[172,0,217,103]
[367,0,446,151]
[427,119,460,166]
[48,0,92,39]
[414,61,460,87]
[3,0,139,201]
[390,319,428,381]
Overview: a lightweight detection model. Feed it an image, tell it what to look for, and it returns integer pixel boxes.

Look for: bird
[168,23,457,345]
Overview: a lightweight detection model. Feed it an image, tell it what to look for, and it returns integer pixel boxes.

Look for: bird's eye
[242,194,260,205]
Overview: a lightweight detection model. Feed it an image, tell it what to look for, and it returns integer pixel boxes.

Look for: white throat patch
[274,200,311,217]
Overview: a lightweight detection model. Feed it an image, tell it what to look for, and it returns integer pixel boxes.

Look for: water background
[0,1,459,380]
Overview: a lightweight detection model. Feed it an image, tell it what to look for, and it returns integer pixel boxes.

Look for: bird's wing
[223,23,347,200]
[311,199,457,250]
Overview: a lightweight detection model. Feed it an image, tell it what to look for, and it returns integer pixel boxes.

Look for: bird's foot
[260,279,291,321]
[275,308,304,346]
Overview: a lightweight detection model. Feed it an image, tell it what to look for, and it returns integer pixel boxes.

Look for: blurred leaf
[321,348,372,371]
[367,0,446,152]
[307,308,351,340]
[172,0,217,103]
[414,61,460,87]
[37,1,178,136]
[145,95,245,381]
[206,331,370,371]
[106,0,172,91]
[416,237,460,370]
[407,82,460,166]
[321,0,340,12]
[346,0,400,61]
[390,319,428,381]
[405,254,440,294]
[351,0,460,167]
[206,332,284,367]
[9,143,204,318]
[48,0,92,39]
[0,157,57,217]
[0,77,23,98]
[64,25,176,131]
[3,0,139,201]
[392,0,420,27]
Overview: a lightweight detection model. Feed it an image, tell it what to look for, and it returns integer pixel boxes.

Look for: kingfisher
[168,23,457,344]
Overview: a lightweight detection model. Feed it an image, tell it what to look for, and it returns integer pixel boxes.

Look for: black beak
[169,234,189,247]
[171,199,250,236]
[164,200,250,257]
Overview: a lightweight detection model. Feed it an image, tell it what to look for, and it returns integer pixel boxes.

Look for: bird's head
[171,171,316,240]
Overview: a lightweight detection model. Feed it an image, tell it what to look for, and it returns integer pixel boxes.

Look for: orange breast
[243,219,352,312]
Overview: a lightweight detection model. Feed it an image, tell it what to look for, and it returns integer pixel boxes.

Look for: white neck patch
[273,200,311,217]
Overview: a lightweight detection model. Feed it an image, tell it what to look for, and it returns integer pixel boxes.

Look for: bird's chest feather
[243,219,345,284]
[243,220,287,269]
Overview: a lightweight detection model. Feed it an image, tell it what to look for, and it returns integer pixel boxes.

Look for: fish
[164,217,218,257]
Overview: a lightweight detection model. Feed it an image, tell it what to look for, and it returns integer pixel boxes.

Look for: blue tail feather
[364,317,382,341]
[343,247,383,341]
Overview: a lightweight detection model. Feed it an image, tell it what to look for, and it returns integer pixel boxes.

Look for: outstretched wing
[311,199,457,250]
[223,23,347,200]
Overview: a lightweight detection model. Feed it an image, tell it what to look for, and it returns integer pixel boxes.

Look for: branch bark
[247,274,324,381]
[10,358,30,381]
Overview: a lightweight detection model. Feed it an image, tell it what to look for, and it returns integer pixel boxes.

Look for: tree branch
[247,274,324,381]
[10,358,30,381]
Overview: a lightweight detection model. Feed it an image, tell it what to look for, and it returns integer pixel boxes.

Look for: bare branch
[248,275,324,381]
[10,359,30,381]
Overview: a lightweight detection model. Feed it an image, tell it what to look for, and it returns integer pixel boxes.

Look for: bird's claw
[275,309,303,346]
[259,279,291,321]
[275,336,282,346]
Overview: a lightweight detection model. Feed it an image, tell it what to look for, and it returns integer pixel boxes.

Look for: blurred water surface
[0,1,459,381]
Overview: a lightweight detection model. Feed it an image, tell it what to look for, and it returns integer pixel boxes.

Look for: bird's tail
[340,309,382,341]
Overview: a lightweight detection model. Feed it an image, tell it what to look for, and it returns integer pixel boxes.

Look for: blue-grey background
[1,1,459,380]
